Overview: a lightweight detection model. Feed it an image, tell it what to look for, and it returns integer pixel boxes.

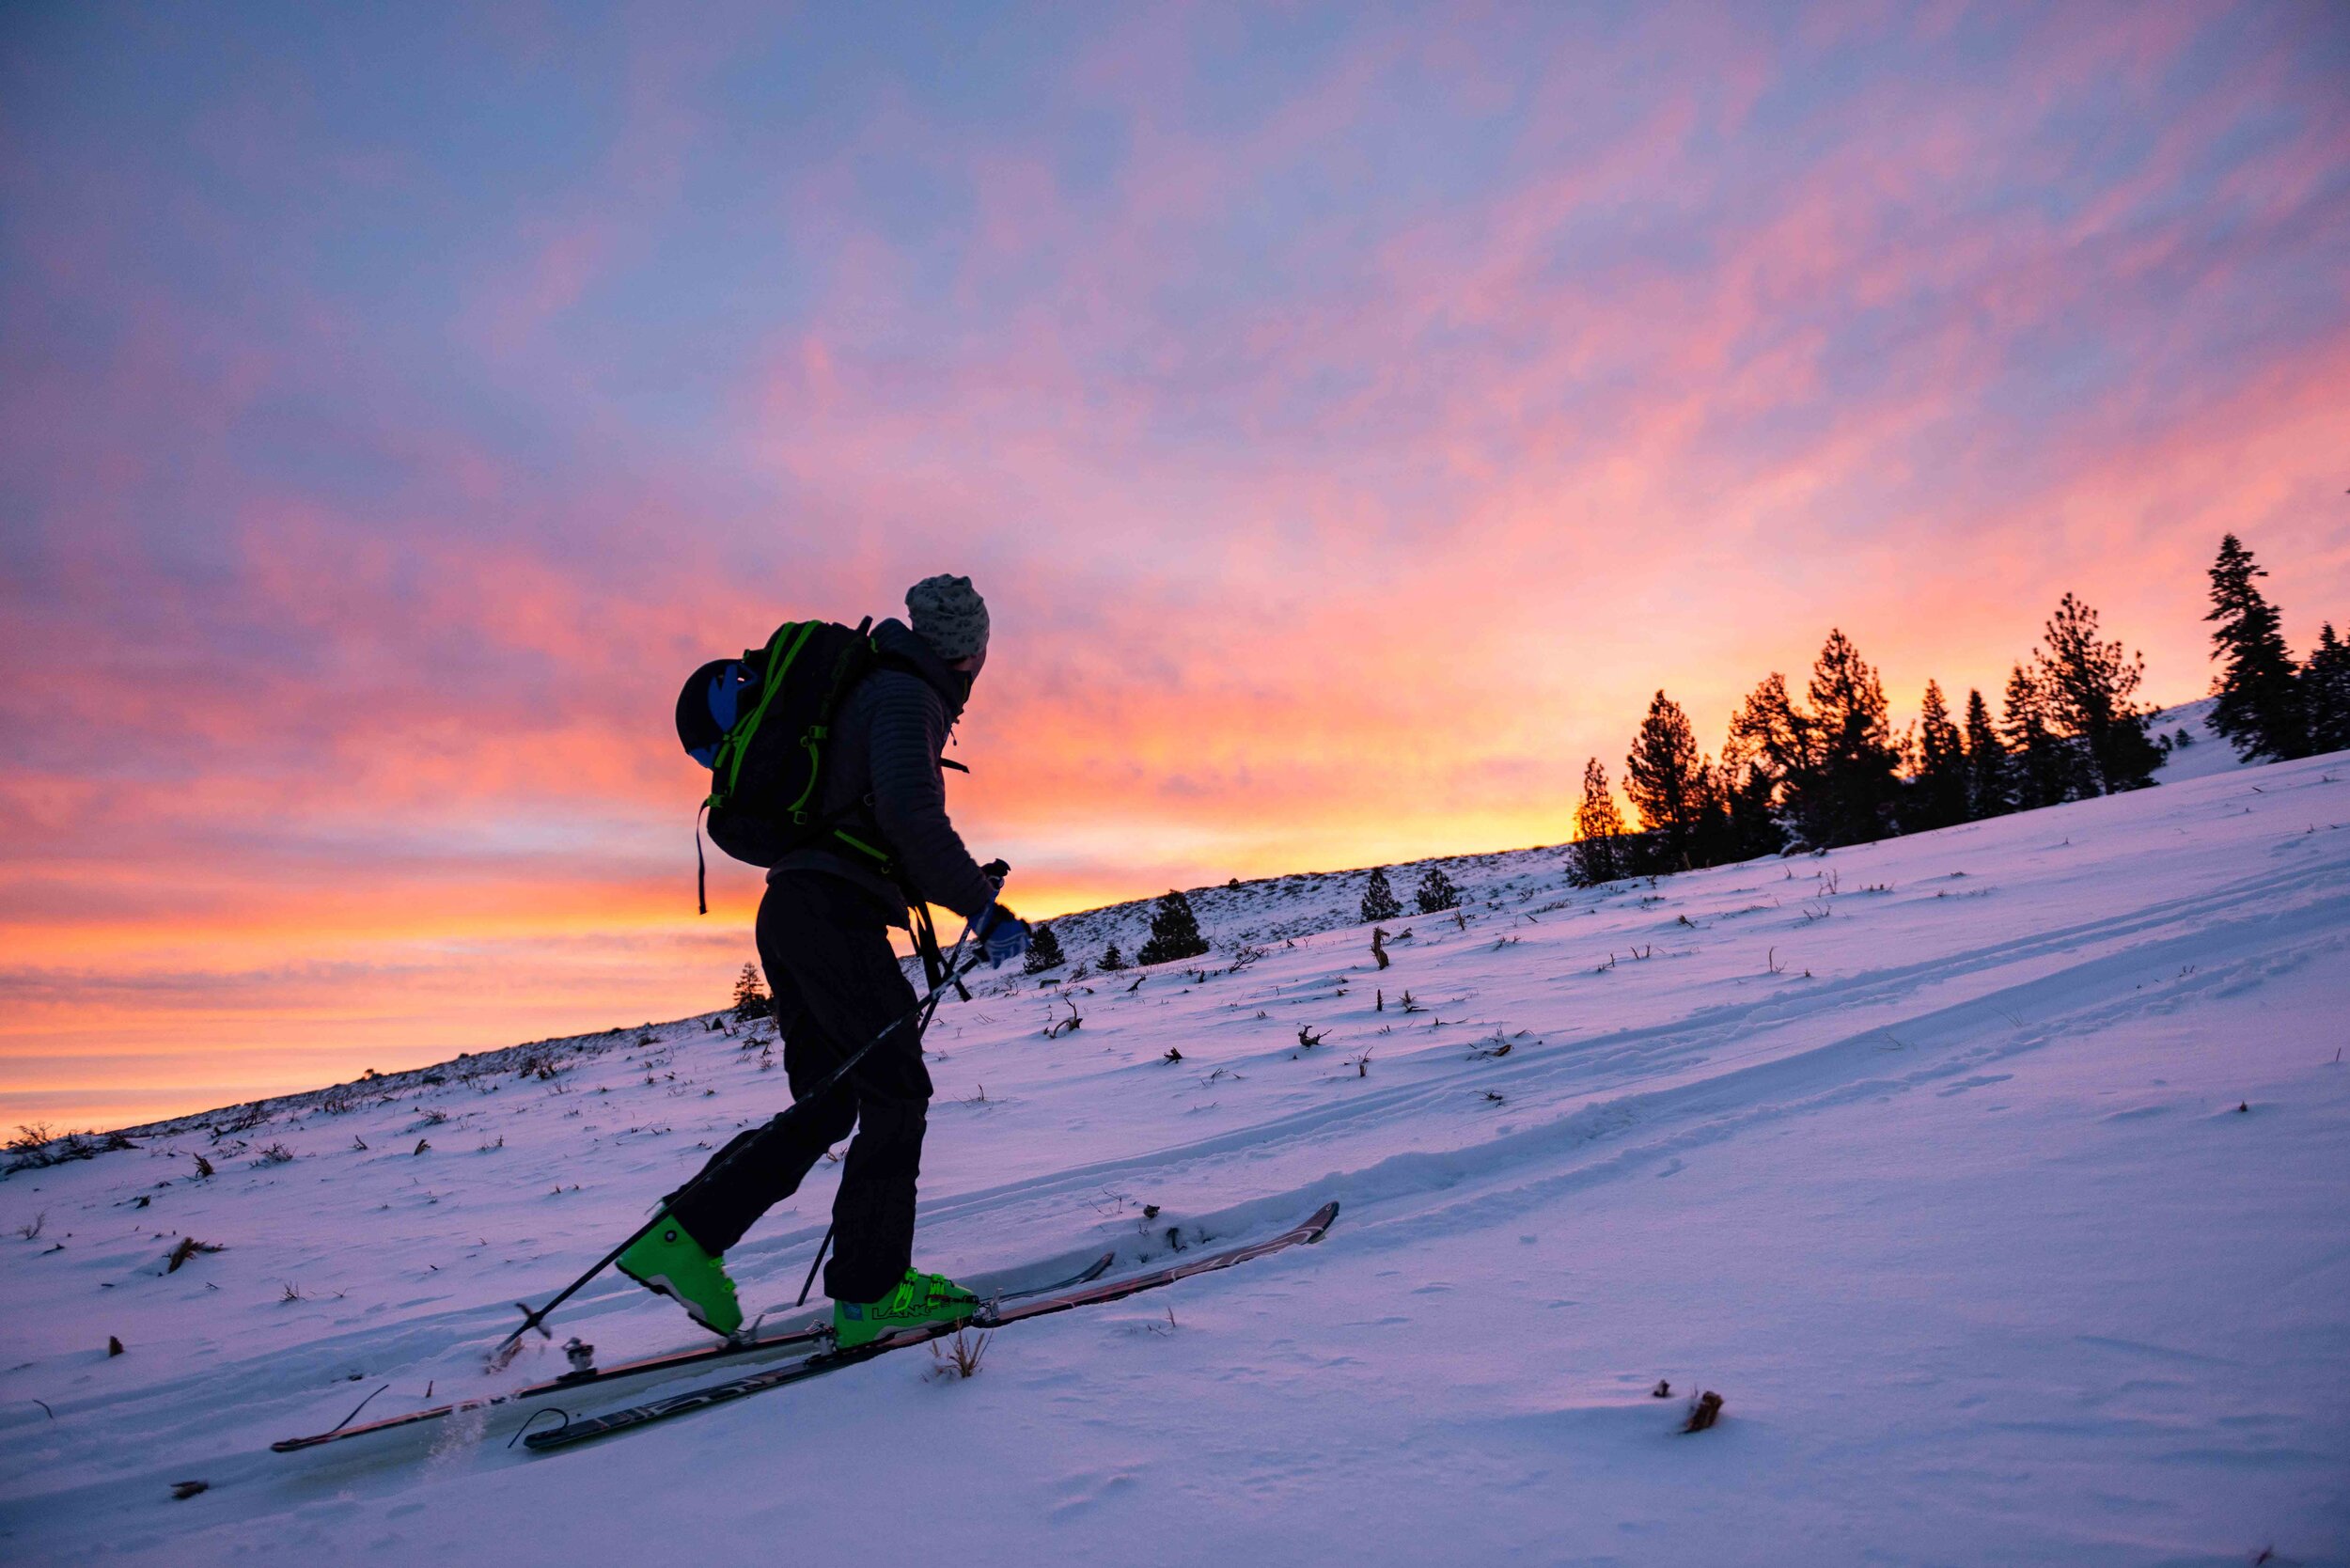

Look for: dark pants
[667,873,932,1304]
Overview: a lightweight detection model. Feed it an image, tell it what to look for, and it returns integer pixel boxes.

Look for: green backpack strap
[693,618,955,912]
[708,620,820,811]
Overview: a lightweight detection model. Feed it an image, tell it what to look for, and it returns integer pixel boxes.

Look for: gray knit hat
[905,573,990,661]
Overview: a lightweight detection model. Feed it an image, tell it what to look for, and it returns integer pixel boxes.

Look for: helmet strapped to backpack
[678,617,905,913]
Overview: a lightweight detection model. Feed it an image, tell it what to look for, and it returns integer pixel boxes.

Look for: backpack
[678,617,906,913]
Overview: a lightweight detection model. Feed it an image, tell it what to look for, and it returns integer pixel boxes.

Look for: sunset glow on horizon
[5,3,2347,1129]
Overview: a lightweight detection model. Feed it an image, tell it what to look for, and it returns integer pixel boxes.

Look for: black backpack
[678,618,904,912]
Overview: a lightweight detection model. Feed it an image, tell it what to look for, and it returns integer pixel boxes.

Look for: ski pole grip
[980,858,1010,883]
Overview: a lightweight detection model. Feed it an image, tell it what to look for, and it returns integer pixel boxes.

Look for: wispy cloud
[3,1,2345,1125]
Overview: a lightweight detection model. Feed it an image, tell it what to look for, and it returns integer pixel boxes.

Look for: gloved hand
[976,905,1030,969]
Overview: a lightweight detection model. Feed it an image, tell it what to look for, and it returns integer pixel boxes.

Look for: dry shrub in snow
[165,1236,225,1272]
[930,1326,992,1380]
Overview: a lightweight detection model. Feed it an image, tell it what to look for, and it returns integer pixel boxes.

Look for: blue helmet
[675,659,759,768]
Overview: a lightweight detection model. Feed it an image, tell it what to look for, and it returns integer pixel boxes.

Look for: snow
[2146,696,2242,785]
[3,733,2346,1565]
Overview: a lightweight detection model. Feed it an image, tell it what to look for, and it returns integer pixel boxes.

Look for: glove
[976,905,1029,970]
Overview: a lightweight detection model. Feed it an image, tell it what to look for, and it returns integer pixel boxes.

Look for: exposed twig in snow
[166,1236,223,1272]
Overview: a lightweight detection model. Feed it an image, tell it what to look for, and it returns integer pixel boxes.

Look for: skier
[620,573,1029,1347]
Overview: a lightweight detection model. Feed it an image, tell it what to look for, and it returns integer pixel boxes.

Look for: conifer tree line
[2205,534,2350,759]
[1568,540,2344,886]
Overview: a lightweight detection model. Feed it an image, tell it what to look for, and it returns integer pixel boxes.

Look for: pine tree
[1023,922,1066,974]
[1099,942,1128,972]
[1136,889,1210,965]
[731,962,769,1022]
[1624,691,1719,872]
[2204,534,2307,761]
[1569,758,1627,886]
[1729,672,1809,800]
[2033,593,2161,792]
[1414,866,1461,914]
[1721,672,1810,855]
[1359,867,1402,923]
[1717,759,1785,861]
[2001,662,2075,809]
[1961,687,2008,820]
[2305,622,2350,754]
[1791,630,1902,847]
[1907,680,1969,832]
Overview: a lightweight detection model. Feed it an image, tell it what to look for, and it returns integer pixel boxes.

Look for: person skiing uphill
[621,573,1030,1349]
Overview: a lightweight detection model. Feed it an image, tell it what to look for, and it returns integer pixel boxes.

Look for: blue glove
[976,906,1030,969]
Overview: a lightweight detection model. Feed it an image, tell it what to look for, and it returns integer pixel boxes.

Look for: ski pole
[793,1226,833,1309]
[495,879,1004,1358]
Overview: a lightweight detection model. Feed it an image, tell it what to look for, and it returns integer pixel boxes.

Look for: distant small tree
[1024,923,1066,974]
[1625,690,1719,871]
[1136,890,1210,965]
[2305,622,2350,754]
[731,963,770,1022]
[2033,593,2160,793]
[1414,867,1461,913]
[2204,534,2307,761]
[1790,630,1902,846]
[1961,687,2008,820]
[1099,942,1128,973]
[1569,758,1626,886]
[2002,662,2076,808]
[1724,672,1808,852]
[1359,867,1402,923]
[1716,759,1785,862]
[1907,680,1969,832]
[1730,673,1808,792]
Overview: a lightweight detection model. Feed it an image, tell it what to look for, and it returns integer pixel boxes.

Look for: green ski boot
[832,1268,979,1350]
[616,1212,743,1338]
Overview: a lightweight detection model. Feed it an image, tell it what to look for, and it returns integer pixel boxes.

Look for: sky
[3,1,2346,1131]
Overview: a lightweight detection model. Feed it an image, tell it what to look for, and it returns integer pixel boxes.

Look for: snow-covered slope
[2147,694,2242,785]
[3,745,2344,1566]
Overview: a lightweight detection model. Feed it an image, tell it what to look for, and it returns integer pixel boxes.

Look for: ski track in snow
[2,713,2347,1564]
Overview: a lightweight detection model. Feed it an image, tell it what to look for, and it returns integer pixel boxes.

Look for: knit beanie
[905,573,990,661]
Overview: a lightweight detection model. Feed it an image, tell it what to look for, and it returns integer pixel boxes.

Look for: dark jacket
[768,619,995,922]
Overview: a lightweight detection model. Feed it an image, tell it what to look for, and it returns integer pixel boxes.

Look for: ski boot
[832,1268,979,1350]
[616,1211,743,1338]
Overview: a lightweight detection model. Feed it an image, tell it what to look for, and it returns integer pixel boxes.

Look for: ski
[271,1250,1115,1453]
[523,1200,1340,1454]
